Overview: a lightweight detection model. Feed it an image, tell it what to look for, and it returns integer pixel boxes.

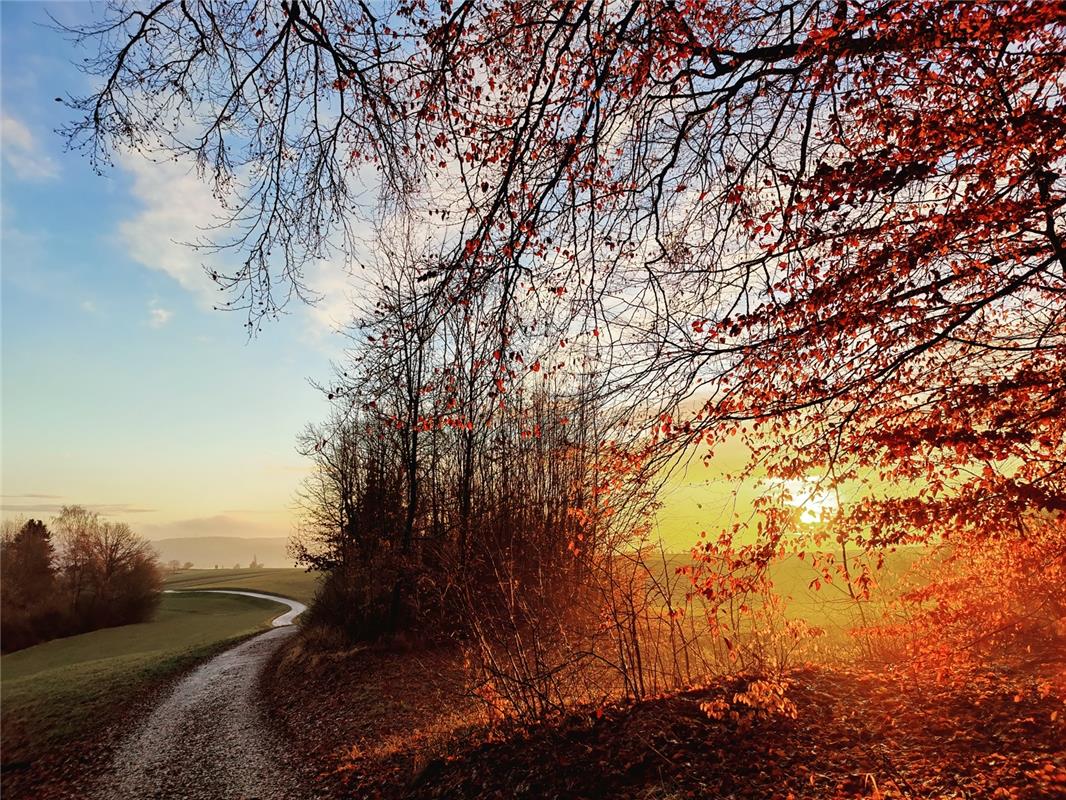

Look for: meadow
[1,570,318,762]
[162,567,321,604]
[651,548,926,622]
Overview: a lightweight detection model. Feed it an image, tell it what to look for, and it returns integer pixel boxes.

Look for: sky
[0,2,834,553]
[0,1,349,541]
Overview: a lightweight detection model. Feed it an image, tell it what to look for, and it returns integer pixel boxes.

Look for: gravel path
[93,593,309,800]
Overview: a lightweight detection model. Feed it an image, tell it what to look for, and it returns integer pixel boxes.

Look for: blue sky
[1,2,349,540]
[0,2,801,553]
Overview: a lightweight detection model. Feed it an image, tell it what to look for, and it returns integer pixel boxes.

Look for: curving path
[163,589,308,626]
[93,591,310,800]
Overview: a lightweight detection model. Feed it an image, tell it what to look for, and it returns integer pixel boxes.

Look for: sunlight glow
[766,477,839,525]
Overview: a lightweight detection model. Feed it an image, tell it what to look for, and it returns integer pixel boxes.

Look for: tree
[52,504,98,617]
[1,519,62,651]
[292,407,407,638]
[2,518,56,601]
[2,511,162,650]
[53,506,162,631]
[68,1,1065,663]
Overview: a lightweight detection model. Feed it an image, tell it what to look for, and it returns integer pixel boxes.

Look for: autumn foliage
[68,0,1065,712]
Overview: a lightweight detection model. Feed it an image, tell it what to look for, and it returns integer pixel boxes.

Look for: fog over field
[150,537,294,569]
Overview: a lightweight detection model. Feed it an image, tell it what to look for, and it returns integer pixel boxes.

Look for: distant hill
[150,536,295,569]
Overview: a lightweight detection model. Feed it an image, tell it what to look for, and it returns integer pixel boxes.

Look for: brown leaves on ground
[264,641,1065,800]
[262,632,484,796]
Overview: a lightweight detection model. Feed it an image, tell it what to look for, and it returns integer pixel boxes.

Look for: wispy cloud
[117,151,226,306]
[116,149,369,341]
[150,307,174,328]
[0,501,157,515]
[148,298,174,328]
[1,114,60,181]
[81,299,99,314]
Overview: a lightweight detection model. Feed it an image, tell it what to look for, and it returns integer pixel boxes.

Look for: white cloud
[148,299,174,328]
[1,114,60,181]
[81,299,98,314]
[117,151,227,305]
[301,256,359,338]
[116,149,367,341]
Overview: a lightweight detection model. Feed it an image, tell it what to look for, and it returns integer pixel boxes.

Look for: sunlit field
[163,568,321,605]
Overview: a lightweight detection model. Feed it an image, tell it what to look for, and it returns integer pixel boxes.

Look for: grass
[163,567,322,605]
[639,547,931,661]
[0,591,291,759]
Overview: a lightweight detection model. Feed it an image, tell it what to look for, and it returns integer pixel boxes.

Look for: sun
[767,477,839,525]
[795,487,839,525]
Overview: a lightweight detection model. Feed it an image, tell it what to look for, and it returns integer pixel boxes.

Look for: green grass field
[163,567,322,604]
[0,588,305,760]
[645,547,929,652]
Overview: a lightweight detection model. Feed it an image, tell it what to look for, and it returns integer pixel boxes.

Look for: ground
[0,573,315,799]
[406,669,1065,800]
[264,636,483,796]
[92,627,315,800]
[263,637,1066,800]
[6,564,1062,799]
[2,592,283,755]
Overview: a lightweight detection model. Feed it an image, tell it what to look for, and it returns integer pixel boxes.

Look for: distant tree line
[1,507,162,652]
[164,559,261,571]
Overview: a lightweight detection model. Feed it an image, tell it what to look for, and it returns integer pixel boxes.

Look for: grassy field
[163,567,322,604]
[645,547,929,651]
[0,591,293,760]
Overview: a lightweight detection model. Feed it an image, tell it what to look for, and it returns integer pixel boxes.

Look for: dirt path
[93,592,309,800]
